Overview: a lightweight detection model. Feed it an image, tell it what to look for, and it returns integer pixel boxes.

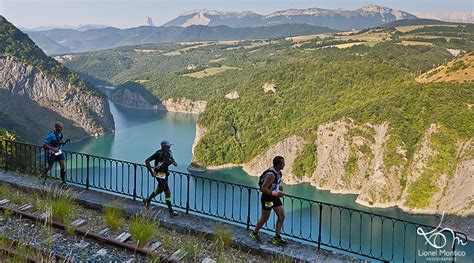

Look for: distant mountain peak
[145,16,155,26]
[358,5,408,20]
[360,4,389,12]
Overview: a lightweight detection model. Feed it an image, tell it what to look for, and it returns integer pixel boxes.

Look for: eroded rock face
[0,54,114,137]
[193,117,473,216]
[225,91,239,100]
[110,86,207,114]
[110,88,156,109]
[160,98,207,114]
[192,123,207,156]
[262,82,277,93]
[242,135,305,184]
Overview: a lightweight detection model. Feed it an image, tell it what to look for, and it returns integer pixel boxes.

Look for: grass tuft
[183,238,201,259]
[104,204,125,229]
[37,188,77,223]
[130,215,156,246]
[212,227,233,250]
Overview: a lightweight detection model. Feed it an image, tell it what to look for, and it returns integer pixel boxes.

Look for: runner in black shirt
[249,156,288,245]
[143,140,178,216]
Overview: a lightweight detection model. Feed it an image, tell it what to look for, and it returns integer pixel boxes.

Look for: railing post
[133,164,137,201]
[318,203,323,250]
[246,187,251,230]
[186,174,190,214]
[86,155,90,190]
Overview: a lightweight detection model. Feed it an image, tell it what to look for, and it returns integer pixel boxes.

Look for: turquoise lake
[63,99,473,262]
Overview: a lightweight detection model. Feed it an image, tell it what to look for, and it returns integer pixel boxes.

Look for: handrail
[0,140,469,263]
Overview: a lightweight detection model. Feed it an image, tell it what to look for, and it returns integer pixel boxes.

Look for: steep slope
[164,5,417,30]
[416,52,474,83]
[0,16,114,142]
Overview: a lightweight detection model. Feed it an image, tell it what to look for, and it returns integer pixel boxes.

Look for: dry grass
[163,42,214,56]
[332,42,366,49]
[287,33,334,42]
[338,31,390,42]
[162,50,181,57]
[395,24,460,33]
[399,40,433,46]
[417,52,474,83]
[212,227,233,250]
[209,57,226,63]
[184,65,240,78]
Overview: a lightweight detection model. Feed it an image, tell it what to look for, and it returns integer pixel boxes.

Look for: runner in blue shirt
[40,122,69,184]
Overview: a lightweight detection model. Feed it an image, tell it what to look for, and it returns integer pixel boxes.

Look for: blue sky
[1,0,473,29]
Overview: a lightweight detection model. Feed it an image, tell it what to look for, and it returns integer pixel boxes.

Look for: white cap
[161,140,172,147]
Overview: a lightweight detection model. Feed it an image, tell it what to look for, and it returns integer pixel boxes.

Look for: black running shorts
[261,194,283,211]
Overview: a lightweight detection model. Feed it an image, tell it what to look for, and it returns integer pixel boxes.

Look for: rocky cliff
[160,98,207,114]
[193,118,473,217]
[0,54,114,140]
[110,86,207,114]
[110,86,158,109]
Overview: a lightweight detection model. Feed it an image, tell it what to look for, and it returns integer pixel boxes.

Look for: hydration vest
[258,167,282,192]
[51,131,63,147]
[153,150,173,173]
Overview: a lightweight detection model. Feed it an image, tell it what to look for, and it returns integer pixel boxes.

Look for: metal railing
[0,140,470,262]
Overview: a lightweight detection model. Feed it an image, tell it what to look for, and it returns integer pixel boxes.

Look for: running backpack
[258,168,278,189]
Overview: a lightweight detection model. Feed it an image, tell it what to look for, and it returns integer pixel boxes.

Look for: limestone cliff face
[242,135,305,184]
[110,87,207,114]
[437,140,473,216]
[192,118,473,216]
[0,54,114,137]
[160,98,207,114]
[110,88,157,109]
[306,119,472,216]
[192,123,206,156]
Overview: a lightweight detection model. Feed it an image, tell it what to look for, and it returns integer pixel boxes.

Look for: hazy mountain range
[27,24,337,55]
[163,5,417,30]
[414,12,474,24]
[20,24,109,32]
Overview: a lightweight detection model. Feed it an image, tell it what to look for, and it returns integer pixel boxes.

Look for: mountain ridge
[164,4,417,30]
